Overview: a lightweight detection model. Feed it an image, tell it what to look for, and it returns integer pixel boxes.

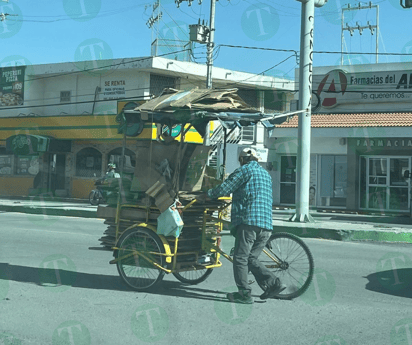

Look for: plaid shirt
[207,161,273,230]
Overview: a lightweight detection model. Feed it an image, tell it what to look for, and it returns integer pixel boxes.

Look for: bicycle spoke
[117,228,165,291]
[257,233,314,299]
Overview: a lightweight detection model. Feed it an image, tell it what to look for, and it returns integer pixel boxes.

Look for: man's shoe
[226,292,254,304]
[260,278,287,300]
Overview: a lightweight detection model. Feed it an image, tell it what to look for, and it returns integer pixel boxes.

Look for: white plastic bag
[157,205,184,237]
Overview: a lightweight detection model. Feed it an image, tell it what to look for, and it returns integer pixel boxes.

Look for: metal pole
[290,0,315,223]
[206,0,216,89]
[376,4,379,63]
[341,6,344,65]
[204,0,216,146]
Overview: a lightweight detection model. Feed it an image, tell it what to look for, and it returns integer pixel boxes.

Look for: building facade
[267,62,412,214]
[0,56,294,198]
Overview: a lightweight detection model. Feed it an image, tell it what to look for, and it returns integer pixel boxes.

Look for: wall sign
[314,69,412,109]
[349,138,412,153]
[103,80,126,100]
[0,66,25,107]
[356,138,412,148]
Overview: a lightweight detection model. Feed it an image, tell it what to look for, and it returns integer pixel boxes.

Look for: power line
[218,43,412,57]
[0,94,148,112]
[10,4,150,23]
[25,49,194,82]
[217,54,296,90]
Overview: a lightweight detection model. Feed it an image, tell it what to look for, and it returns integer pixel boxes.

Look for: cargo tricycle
[102,88,314,300]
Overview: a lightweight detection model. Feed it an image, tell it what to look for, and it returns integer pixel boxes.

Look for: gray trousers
[233,224,276,296]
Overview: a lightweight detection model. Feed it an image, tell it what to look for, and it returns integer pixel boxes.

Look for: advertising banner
[0,66,25,107]
[312,68,412,112]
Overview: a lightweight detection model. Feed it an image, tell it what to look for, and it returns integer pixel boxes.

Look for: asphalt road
[1,212,412,345]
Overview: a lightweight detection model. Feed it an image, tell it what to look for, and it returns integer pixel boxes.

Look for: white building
[0,56,294,198]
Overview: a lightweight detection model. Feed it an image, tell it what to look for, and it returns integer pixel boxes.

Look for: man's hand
[196,193,210,204]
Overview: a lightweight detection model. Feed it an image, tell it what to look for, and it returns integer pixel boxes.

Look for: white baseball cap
[239,147,259,160]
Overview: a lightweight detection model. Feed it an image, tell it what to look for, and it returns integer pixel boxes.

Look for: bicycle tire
[89,190,100,206]
[115,227,166,291]
[173,268,213,285]
[257,232,314,300]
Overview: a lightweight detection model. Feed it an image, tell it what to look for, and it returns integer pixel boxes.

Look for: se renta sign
[313,69,412,111]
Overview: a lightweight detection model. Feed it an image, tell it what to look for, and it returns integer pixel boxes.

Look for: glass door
[367,157,389,210]
[361,156,410,212]
[389,158,410,211]
[280,156,296,204]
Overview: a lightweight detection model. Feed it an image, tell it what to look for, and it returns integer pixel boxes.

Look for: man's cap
[239,148,259,159]
[108,163,116,168]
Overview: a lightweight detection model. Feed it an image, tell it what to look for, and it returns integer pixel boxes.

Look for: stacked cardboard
[130,141,210,195]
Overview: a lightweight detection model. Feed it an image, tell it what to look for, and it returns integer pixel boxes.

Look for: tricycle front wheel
[115,227,166,291]
[258,232,314,300]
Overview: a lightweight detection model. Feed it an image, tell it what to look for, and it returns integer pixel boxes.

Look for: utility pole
[0,0,17,22]
[205,0,216,89]
[341,2,379,64]
[291,0,327,223]
[146,0,163,56]
[184,0,215,89]
[185,0,215,144]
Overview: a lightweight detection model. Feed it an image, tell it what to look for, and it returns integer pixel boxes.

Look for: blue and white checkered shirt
[207,161,273,230]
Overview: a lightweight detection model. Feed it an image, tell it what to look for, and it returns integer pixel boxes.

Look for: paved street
[1,212,412,345]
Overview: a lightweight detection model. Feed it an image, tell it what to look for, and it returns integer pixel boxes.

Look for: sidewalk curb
[0,205,97,219]
[274,225,412,244]
[2,205,412,244]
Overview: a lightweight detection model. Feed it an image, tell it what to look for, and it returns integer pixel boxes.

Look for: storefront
[267,62,412,214]
[0,110,205,198]
[347,137,412,213]
[269,125,412,214]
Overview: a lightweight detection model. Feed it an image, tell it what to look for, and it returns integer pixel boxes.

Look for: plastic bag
[157,205,184,237]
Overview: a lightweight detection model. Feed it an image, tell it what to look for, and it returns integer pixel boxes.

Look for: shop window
[360,157,367,209]
[15,155,39,175]
[76,148,102,178]
[264,90,284,112]
[0,147,13,175]
[360,156,410,211]
[237,89,258,108]
[280,156,296,204]
[150,74,177,97]
[60,91,71,103]
[319,155,347,207]
[107,147,136,173]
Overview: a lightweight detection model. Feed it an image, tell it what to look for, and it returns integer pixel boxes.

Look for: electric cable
[11,4,150,22]
[25,49,193,82]
[218,43,412,57]
[218,54,296,89]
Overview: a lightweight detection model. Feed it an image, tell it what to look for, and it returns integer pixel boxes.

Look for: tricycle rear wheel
[173,268,213,285]
[115,227,166,291]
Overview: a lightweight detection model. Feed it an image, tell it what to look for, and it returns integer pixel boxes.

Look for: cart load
[95,87,314,299]
[96,87,301,249]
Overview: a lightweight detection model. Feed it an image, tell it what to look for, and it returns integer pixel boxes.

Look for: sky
[0,0,411,82]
